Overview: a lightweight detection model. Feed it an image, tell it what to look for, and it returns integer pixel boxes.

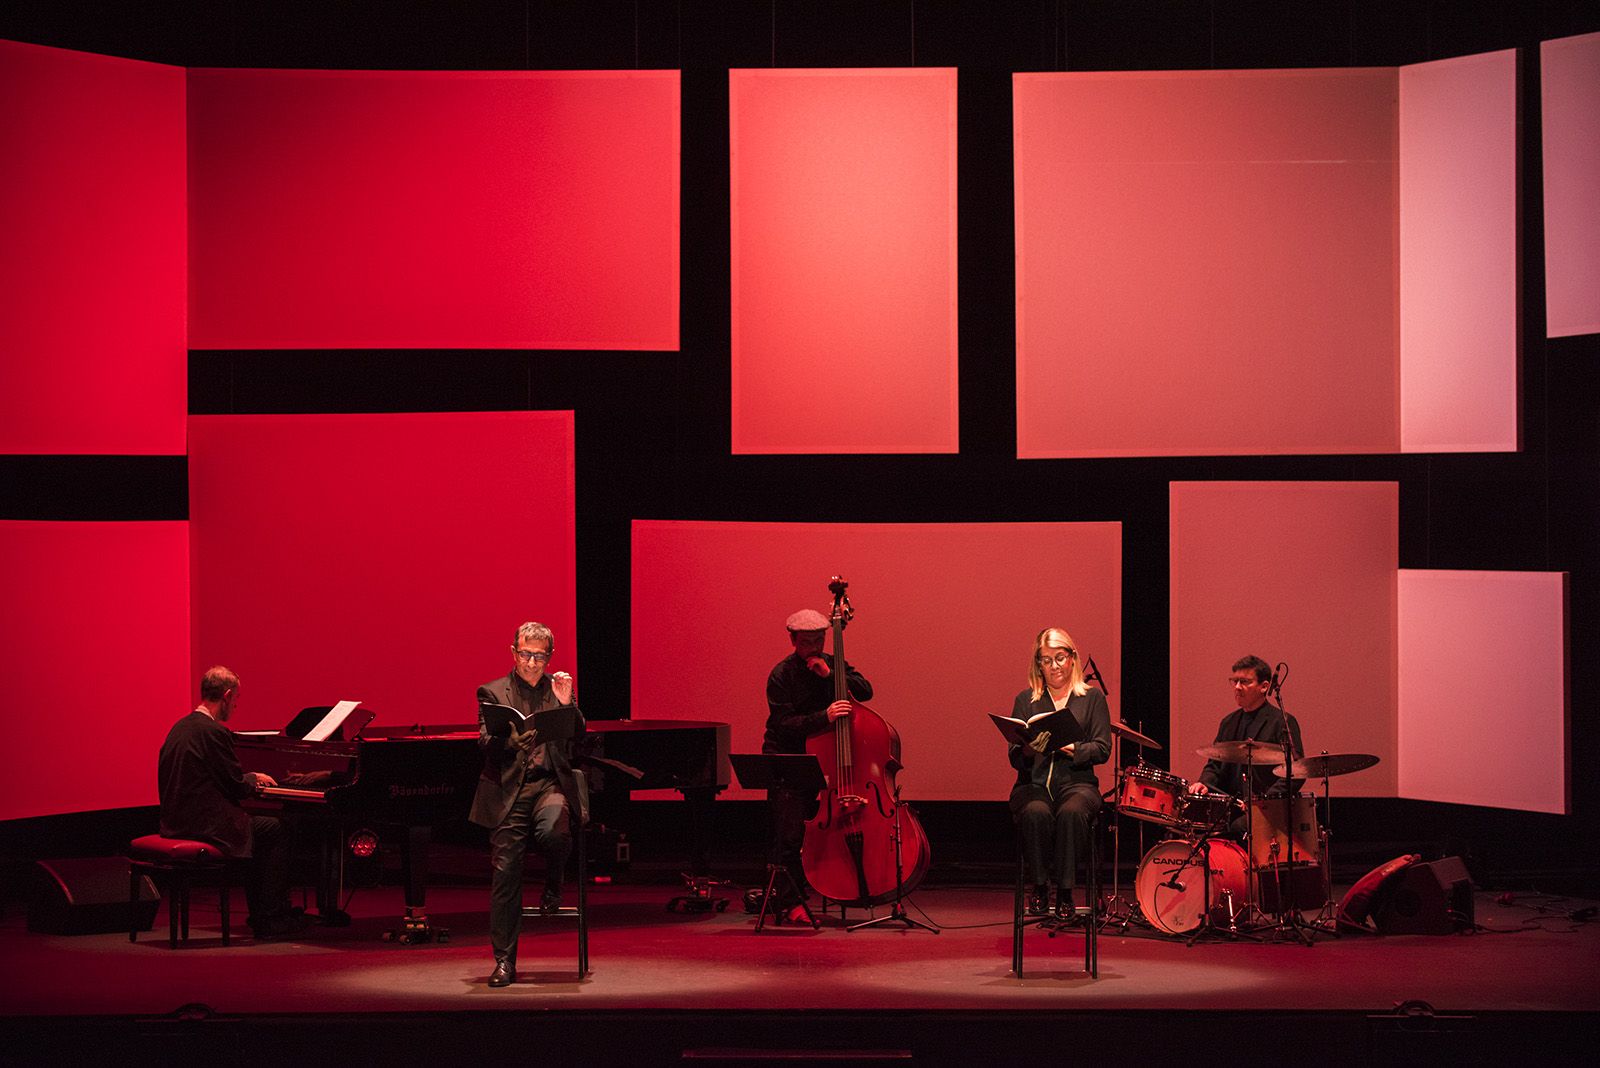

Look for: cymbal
[1110,721,1161,750]
[1274,753,1380,779]
[1194,739,1290,765]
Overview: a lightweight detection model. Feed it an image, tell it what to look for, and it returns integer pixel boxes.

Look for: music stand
[730,753,824,932]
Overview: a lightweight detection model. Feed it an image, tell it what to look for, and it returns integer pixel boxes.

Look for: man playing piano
[471,621,586,988]
[157,665,305,939]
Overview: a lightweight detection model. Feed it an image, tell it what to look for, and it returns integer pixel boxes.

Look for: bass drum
[1135,837,1251,935]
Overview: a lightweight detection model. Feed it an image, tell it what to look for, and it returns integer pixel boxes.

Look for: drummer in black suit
[1189,655,1303,836]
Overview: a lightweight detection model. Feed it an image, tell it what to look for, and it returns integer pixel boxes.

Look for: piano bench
[127,835,240,948]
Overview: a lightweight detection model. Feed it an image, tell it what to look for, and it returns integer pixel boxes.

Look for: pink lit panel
[1541,33,1600,338]
[1400,50,1519,452]
[1170,482,1398,795]
[0,41,186,455]
[0,522,189,819]
[1015,70,1398,458]
[632,520,1121,800]
[730,69,959,454]
[1398,570,1569,814]
[189,413,575,730]
[188,69,679,350]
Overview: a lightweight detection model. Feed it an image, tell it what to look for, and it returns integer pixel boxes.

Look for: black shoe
[1027,886,1049,917]
[539,885,562,915]
[488,960,516,988]
[1053,890,1078,924]
[249,910,308,940]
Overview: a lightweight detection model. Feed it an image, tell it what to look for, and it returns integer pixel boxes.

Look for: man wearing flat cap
[762,608,873,904]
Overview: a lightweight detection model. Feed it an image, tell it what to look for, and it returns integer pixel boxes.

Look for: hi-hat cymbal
[1274,753,1380,779]
[1110,721,1161,750]
[1195,739,1290,765]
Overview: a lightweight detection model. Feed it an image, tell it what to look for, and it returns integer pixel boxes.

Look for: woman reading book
[1005,627,1111,921]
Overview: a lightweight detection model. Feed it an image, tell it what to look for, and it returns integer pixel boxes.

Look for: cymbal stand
[1098,735,1144,928]
[1307,762,1341,934]
[1181,829,1257,944]
[1250,731,1315,945]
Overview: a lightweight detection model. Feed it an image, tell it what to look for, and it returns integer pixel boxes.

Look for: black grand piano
[237,709,729,942]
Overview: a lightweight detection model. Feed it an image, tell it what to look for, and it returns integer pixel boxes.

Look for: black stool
[1011,810,1099,978]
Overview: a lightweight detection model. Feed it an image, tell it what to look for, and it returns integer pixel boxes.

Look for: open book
[988,707,1084,751]
[479,702,578,742]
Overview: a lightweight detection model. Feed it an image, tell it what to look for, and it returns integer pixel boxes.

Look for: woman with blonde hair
[1006,627,1111,920]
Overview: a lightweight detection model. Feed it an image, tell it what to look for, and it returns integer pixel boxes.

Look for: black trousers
[767,786,818,899]
[244,814,292,922]
[488,774,571,964]
[1010,781,1101,889]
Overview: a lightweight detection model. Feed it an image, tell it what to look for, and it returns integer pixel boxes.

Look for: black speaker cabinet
[1373,856,1474,935]
[28,857,159,935]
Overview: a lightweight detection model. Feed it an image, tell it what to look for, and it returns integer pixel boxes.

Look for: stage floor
[4,881,1597,1018]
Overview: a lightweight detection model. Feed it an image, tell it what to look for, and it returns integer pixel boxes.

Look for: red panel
[731,69,959,454]
[1015,70,1398,458]
[0,522,189,819]
[188,70,678,350]
[1170,482,1398,796]
[632,520,1121,801]
[1399,571,1569,813]
[1541,32,1600,339]
[0,41,186,455]
[189,413,575,730]
[1400,50,1519,452]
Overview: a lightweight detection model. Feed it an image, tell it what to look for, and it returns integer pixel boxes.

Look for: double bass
[801,577,932,905]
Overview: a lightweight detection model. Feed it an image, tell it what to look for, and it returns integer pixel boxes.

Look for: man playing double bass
[762,608,872,911]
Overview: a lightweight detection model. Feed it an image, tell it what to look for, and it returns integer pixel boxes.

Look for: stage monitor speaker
[28,857,159,935]
[1373,856,1474,935]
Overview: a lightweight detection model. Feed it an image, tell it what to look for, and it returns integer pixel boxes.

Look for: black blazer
[1006,686,1112,791]
[1198,702,1303,799]
[157,711,256,858]
[468,672,588,830]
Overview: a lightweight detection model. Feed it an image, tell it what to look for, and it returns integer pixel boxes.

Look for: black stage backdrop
[2,0,1596,886]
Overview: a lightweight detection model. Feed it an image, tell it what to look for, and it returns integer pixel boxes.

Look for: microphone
[1082,654,1110,698]
[1162,873,1185,891]
[1268,661,1287,699]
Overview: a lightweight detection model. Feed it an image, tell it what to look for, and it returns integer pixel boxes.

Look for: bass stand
[848,784,938,933]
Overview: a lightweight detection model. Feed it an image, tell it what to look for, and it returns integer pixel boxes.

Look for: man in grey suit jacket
[471,621,586,988]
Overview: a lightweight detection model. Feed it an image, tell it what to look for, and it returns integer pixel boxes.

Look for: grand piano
[236,711,730,942]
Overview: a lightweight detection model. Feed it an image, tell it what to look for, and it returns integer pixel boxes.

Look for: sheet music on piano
[303,700,364,742]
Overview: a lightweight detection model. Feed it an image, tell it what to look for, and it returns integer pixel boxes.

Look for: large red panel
[1541,32,1600,339]
[632,520,1121,801]
[1399,571,1568,814]
[189,413,575,730]
[1170,482,1398,796]
[1015,70,1398,458]
[1400,50,1519,452]
[188,69,678,350]
[731,69,959,454]
[0,41,186,455]
[0,522,189,819]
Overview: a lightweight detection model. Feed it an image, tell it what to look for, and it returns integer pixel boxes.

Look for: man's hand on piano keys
[247,771,278,793]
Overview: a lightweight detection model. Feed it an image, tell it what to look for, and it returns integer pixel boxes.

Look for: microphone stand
[1252,680,1315,945]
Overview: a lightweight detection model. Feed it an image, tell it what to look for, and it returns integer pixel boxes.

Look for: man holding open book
[470,621,586,988]
[1004,628,1111,921]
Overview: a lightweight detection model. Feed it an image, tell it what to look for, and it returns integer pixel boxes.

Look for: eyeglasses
[514,649,551,664]
[1036,651,1074,668]
[1228,677,1260,687]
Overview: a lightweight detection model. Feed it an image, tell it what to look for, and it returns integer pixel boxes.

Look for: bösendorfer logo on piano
[389,783,454,798]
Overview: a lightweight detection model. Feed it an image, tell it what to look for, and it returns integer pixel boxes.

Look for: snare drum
[1135,837,1252,935]
[1116,765,1187,825]
[1177,790,1242,831]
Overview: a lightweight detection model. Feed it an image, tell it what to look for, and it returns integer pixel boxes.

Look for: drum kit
[1101,719,1378,943]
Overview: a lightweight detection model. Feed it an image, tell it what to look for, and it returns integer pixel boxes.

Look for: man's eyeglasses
[1228,677,1260,687]
[1036,651,1074,668]
[514,649,551,664]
